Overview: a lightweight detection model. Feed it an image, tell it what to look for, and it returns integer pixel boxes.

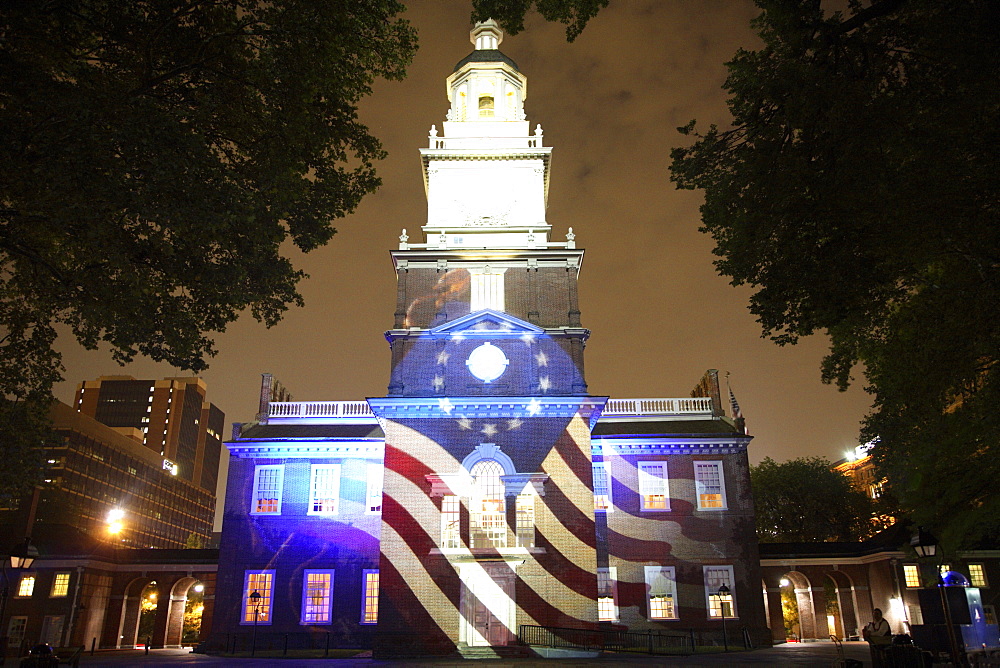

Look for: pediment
[429,309,543,336]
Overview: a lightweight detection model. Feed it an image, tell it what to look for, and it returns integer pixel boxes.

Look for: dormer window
[479,95,494,117]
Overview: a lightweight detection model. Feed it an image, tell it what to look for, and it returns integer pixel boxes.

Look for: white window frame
[593,462,612,512]
[903,564,921,588]
[693,461,727,511]
[645,566,679,620]
[7,616,27,649]
[441,494,461,548]
[637,461,670,511]
[251,465,284,515]
[704,565,737,619]
[307,464,341,516]
[516,493,535,548]
[241,570,275,625]
[366,462,383,514]
[598,567,619,622]
[968,564,988,588]
[361,570,379,625]
[50,572,71,598]
[300,570,335,625]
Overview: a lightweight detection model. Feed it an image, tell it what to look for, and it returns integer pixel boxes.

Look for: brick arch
[823,570,860,639]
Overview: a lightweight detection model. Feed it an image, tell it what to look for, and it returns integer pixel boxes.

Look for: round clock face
[466,342,509,383]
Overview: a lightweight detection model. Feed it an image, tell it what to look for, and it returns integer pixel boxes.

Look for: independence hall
[210,21,765,658]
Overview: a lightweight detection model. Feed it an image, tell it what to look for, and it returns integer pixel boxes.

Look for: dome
[453,49,520,72]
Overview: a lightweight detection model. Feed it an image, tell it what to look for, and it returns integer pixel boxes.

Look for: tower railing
[268,401,374,419]
[603,397,714,416]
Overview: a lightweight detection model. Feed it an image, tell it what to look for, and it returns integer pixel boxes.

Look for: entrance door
[463,564,515,647]
[39,616,64,647]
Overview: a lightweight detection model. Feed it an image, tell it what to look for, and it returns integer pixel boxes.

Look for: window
[441,495,461,548]
[251,465,283,515]
[16,575,35,597]
[50,572,71,597]
[301,570,334,625]
[242,571,274,624]
[694,461,727,510]
[478,95,494,117]
[598,567,618,622]
[516,494,535,548]
[470,460,507,548]
[308,464,340,515]
[7,617,27,649]
[985,604,997,626]
[903,564,921,588]
[940,563,952,578]
[645,566,679,620]
[593,462,612,511]
[361,570,379,624]
[704,566,736,618]
[366,463,383,514]
[637,462,670,511]
[969,564,988,588]
[469,268,505,312]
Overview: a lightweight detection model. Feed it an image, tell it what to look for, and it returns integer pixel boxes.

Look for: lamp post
[0,538,39,658]
[248,591,261,658]
[717,584,730,652]
[910,527,961,666]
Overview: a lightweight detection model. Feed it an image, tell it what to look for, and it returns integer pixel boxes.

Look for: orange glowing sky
[54,1,873,469]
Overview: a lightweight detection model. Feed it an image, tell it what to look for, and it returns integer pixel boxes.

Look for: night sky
[54,1,873,472]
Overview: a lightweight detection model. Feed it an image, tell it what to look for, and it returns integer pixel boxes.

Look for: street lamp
[248,590,261,658]
[910,528,960,665]
[717,584,731,652]
[0,538,39,658]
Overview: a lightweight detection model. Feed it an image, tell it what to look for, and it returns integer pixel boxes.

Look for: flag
[728,386,743,421]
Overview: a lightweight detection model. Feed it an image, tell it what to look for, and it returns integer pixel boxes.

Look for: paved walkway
[5,641,880,667]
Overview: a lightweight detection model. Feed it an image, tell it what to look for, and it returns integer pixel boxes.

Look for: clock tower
[370,20,606,658]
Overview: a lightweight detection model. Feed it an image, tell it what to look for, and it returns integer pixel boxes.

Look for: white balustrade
[268,401,374,419]
[603,397,714,416]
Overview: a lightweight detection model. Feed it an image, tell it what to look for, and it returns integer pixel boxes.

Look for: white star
[481,423,498,436]
[450,332,465,343]
[433,375,445,390]
[526,398,542,416]
[507,418,523,430]
[520,333,536,344]
[437,397,454,413]
[456,417,473,430]
[539,376,551,391]
[437,350,450,365]
[535,351,548,366]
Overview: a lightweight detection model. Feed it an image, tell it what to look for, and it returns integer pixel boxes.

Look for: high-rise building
[74,376,224,492]
[2,400,218,549]
[210,22,766,657]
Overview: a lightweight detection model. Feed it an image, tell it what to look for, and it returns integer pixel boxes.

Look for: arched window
[478,95,495,117]
[470,459,506,548]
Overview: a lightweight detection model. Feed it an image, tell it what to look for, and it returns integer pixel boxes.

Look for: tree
[472,0,609,41]
[0,1,416,494]
[751,457,876,542]
[670,0,1000,549]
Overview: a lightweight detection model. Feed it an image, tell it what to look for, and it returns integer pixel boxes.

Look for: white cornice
[227,441,384,460]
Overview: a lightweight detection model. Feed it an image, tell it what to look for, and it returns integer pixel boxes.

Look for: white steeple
[416,21,556,250]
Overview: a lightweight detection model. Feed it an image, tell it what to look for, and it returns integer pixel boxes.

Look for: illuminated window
[241,571,274,624]
[478,95,494,117]
[468,268,505,312]
[470,460,507,548]
[694,461,727,510]
[441,495,461,548]
[361,570,379,624]
[7,617,27,649]
[17,575,35,597]
[985,605,997,626]
[308,464,340,515]
[301,570,334,625]
[516,494,535,548]
[50,573,71,597]
[593,462,612,511]
[598,567,618,622]
[941,564,952,578]
[251,465,283,515]
[903,564,921,588]
[638,462,670,511]
[366,463,383,514]
[969,564,988,588]
[645,566,678,620]
[705,566,736,618]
